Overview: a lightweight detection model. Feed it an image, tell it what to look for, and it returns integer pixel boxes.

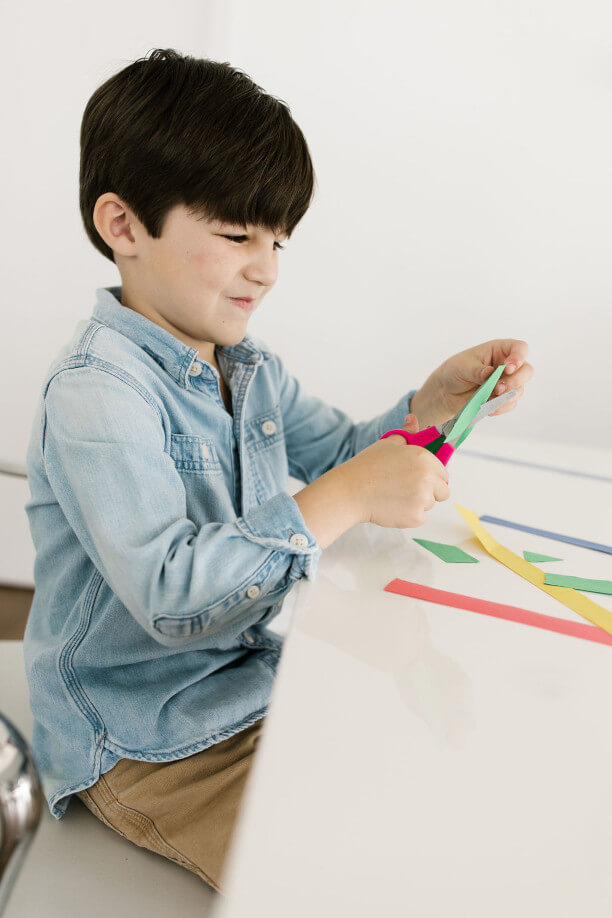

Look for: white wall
[3,0,612,467]
[0,0,231,466]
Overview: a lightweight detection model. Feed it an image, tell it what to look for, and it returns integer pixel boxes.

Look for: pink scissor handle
[379,428,455,467]
[379,427,440,448]
[435,442,455,466]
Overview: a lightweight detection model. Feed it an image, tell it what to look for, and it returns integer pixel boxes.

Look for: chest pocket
[169,434,222,473]
[169,433,236,521]
[245,405,288,500]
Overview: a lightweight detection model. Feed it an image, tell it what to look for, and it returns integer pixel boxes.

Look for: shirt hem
[48,706,269,820]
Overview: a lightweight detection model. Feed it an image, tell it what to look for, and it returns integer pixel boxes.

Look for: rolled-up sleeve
[271,352,417,484]
[42,365,321,647]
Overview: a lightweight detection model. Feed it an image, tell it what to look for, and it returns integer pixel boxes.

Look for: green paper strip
[523,551,563,563]
[543,573,612,595]
[446,364,506,444]
[453,424,475,451]
[413,538,479,564]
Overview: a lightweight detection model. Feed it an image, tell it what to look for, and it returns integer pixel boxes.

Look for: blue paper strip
[479,515,612,556]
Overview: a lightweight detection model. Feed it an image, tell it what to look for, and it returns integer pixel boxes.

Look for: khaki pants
[76,718,264,892]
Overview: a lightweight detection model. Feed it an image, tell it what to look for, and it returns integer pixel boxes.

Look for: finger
[489,388,522,415]
[425,452,450,484]
[478,340,529,383]
[475,338,527,365]
[491,364,534,398]
[494,361,534,396]
[434,478,451,502]
[478,364,498,383]
[385,415,419,444]
[402,413,420,431]
[499,340,529,374]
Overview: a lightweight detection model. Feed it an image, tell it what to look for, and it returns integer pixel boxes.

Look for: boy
[23,48,533,892]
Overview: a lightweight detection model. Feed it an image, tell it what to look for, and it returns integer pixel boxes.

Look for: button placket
[231,361,260,516]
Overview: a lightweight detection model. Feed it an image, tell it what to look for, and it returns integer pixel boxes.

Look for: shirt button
[246,585,261,599]
[188,362,202,376]
[289,533,309,548]
[201,444,210,459]
[262,420,277,436]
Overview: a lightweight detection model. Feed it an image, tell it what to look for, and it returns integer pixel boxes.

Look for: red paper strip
[384,578,612,647]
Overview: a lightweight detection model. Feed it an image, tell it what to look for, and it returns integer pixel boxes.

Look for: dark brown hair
[79,48,316,263]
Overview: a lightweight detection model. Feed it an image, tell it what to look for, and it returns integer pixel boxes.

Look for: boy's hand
[410,339,534,430]
[346,414,450,529]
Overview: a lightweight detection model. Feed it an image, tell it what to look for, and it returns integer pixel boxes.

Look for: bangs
[183,102,314,239]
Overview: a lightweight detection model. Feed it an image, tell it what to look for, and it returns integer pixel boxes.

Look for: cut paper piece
[523,551,563,563]
[543,574,612,596]
[384,579,612,648]
[413,539,479,564]
[479,515,612,556]
[456,505,612,638]
[445,365,505,444]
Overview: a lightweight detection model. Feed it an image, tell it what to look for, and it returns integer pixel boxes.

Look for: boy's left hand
[410,339,534,430]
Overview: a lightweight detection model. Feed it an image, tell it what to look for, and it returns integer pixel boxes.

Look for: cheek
[190,246,234,282]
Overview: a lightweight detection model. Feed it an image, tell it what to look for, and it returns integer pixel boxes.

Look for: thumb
[479,364,501,383]
[402,413,420,432]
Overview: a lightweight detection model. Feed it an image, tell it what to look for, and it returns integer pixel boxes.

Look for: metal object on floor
[0,713,42,915]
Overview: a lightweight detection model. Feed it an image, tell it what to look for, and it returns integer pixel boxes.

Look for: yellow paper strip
[455,504,612,638]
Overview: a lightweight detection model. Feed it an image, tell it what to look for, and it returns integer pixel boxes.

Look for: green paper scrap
[543,573,612,595]
[446,365,506,445]
[523,551,563,563]
[413,538,479,564]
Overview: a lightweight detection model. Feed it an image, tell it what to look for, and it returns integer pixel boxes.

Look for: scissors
[379,364,517,467]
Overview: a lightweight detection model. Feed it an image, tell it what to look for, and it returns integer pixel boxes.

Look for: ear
[92,193,139,259]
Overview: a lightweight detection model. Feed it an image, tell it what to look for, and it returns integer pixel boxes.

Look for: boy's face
[108,200,287,364]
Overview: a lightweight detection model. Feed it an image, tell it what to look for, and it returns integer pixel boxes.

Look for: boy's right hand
[345,414,451,529]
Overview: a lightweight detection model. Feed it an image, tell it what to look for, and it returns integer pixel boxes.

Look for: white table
[216,432,612,917]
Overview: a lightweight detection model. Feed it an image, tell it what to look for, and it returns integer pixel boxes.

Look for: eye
[222,234,285,251]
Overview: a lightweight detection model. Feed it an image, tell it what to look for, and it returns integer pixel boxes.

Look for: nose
[243,245,278,289]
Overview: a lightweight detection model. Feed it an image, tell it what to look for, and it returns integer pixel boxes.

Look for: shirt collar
[92,286,271,387]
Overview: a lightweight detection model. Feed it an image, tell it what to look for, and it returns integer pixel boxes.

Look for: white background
[2,0,612,466]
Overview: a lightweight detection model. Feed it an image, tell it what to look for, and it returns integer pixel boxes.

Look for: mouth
[228,296,256,311]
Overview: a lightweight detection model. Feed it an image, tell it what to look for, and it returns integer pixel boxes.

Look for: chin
[217,325,249,346]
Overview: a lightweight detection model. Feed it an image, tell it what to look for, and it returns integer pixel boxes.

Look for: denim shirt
[23,285,415,819]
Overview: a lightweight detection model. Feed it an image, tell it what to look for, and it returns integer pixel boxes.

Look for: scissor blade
[440,388,517,443]
[461,387,518,431]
